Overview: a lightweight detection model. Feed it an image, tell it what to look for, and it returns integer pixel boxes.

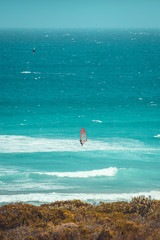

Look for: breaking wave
[34,167,118,178]
[0,191,160,205]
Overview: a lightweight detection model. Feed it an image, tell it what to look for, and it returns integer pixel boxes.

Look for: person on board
[80,128,87,146]
[33,48,36,53]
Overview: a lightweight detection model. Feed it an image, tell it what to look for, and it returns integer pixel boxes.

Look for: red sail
[81,128,85,134]
[80,128,87,145]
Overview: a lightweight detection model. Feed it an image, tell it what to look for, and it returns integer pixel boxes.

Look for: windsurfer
[80,128,87,146]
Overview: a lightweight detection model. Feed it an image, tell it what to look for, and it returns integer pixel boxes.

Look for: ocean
[0,29,160,205]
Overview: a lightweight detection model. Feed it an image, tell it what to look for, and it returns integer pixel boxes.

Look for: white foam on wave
[21,71,31,74]
[34,167,117,178]
[154,134,160,138]
[92,120,102,123]
[0,135,158,153]
[0,191,160,204]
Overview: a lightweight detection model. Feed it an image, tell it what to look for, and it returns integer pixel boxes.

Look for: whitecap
[92,120,102,123]
[34,167,117,178]
[154,134,160,138]
[21,71,31,74]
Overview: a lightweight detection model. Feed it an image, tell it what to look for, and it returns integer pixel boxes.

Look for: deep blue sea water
[0,29,160,205]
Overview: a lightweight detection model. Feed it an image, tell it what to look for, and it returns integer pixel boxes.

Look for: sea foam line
[34,167,118,178]
[0,191,160,204]
[0,135,158,153]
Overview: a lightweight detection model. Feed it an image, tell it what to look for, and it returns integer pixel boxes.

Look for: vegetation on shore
[0,196,160,240]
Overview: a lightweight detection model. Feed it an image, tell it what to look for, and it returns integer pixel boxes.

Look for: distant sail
[80,128,87,146]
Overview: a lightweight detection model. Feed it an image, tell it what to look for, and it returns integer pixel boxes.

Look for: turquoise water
[0,29,160,205]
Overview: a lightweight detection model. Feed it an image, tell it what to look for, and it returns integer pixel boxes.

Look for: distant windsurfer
[80,128,87,146]
[33,48,36,53]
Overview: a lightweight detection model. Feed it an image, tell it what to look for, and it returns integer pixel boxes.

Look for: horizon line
[0,27,160,31]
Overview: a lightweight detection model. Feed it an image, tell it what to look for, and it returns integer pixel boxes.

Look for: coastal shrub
[129,196,154,216]
[25,237,38,240]
[0,203,77,230]
[96,228,114,240]
[0,198,160,240]
[0,230,6,240]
